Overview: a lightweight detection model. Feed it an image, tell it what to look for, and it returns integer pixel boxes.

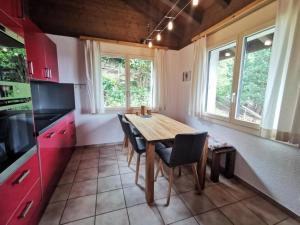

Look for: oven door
[0,107,36,174]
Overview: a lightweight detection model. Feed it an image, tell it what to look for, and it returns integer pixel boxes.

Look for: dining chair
[155,132,208,206]
[122,118,165,184]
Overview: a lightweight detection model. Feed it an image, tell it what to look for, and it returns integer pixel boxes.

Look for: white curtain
[83,40,104,114]
[261,0,300,144]
[188,37,207,117]
[152,49,167,111]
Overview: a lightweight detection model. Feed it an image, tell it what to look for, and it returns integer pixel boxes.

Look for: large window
[205,27,275,127]
[206,43,236,118]
[101,56,153,109]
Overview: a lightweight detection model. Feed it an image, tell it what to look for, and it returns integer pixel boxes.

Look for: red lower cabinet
[8,180,42,225]
[0,152,40,225]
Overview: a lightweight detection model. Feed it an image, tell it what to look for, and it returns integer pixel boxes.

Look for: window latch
[231,92,236,103]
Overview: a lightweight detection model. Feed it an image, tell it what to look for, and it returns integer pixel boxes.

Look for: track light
[192,0,199,6]
[148,40,153,48]
[264,39,272,46]
[168,20,173,31]
[156,33,161,41]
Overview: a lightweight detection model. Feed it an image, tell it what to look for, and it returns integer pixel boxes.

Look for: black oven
[0,25,36,181]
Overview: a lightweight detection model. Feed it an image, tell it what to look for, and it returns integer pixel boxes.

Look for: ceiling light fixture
[148,40,153,48]
[192,0,199,6]
[264,39,272,46]
[156,33,162,41]
[167,20,173,31]
[225,52,231,57]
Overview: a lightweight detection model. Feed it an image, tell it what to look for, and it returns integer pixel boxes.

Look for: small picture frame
[182,71,191,82]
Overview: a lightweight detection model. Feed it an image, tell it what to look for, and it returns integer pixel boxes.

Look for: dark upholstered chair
[122,118,165,184]
[155,132,208,205]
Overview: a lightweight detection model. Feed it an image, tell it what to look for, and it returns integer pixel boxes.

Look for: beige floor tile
[50,184,72,203]
[123,185,146,207]
[65,160,80,172]
[119,165,136,174]
[99,158,118,166]
[204,184,238,207]
[81,152,100,160]
[170,217,199,225]
[61,195,96,224]
[98,164,119,178]
[220,202,266,225]
[156,195,192,224]
[96,189,126,214]
[78,158,99,170]
[154,178,177,200]
[195,209,232,225]
[69,179,97,198]
[63,217,95,225]
[39,201,66,225]
[220,177,256,200]
[121,173,145,188]
[59,171,76,185]
[98,175,122,192]
[95,209,129,225]
[180,191,216,215]
[127,203,164,225]
[277,218,300,225]
[173,175,195,193]
[75,167,98,182]
[242,196,288,225]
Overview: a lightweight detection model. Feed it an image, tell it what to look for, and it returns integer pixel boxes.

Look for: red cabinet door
[44,36,59,82]
[0,9,23,36]
[0,152,40,225]
[23,19,48,81]
[0,0,24,26]
[8,180,42,225]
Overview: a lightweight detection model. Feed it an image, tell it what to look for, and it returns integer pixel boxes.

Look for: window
[205,26,275,127]
[129,58,152,107]
[101,56,126,108]
[101,56,153,109]
[206,43,236,118]
[236,28,275,124]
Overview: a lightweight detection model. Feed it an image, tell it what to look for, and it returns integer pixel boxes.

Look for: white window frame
[203,21,275,132]
[101,53,154,111]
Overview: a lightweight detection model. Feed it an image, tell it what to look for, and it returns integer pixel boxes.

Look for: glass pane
[206,43,236,117]
[129,58,152,107]
[236,28,274,124]
[101,56,126,108]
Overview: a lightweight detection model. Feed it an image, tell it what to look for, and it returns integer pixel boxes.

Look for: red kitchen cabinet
[0,152,41,225]
[0,0,24,26]
[23,19,59,82]
[8,180,42,225]
[0,8,23,36]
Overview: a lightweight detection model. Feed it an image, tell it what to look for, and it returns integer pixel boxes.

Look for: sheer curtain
[261,0,300,144]
[152,49,167,111]
[188,37,207,117]
[83,40,105,114]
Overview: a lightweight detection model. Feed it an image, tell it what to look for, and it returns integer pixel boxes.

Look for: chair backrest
[122,118,139,151]
[117,113,126,135]
[169,132,207,167]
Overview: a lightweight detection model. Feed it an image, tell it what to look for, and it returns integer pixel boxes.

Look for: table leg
[210,152,221,183]
[225,150,236,178]
[197,137,209,190]
[145,142,155,204]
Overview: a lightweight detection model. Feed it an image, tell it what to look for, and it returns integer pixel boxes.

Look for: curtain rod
[79,36,168,50]
[192,0,276,42]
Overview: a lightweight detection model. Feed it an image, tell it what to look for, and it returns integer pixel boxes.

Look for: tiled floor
[39,145,300,225]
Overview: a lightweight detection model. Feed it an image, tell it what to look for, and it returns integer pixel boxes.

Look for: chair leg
[166,168,174,206]
[135,154,141,184]
[160,161,164,177]
[128,146,134,167]
[155,159,162,181]
[192,164,201,193]
[178,167,182,177]
[122,136,128,152]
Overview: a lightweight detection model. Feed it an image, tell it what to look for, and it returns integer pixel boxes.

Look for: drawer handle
[14,170,31,184]
[46,132,56,138]
[19,201,34,219]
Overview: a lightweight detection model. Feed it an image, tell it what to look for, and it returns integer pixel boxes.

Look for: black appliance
[0,25,36,180]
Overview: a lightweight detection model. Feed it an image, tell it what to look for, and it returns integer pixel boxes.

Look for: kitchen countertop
[34,109,74,136]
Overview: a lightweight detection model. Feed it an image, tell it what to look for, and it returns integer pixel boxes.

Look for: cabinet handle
[19,201,34,219]
[49,69,52,78]
[60,130,67,135]
[44,68,48,78]
[17,0,25,19]
[14,169,31,184]
[28,61,34,75]
[46,132,56,138]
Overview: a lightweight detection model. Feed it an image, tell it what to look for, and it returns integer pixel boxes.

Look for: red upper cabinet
[23,19,59,82]
[44,36,59,82]
[0,0,24,26]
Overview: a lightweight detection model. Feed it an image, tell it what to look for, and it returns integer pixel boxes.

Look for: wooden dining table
[125,113,208,205]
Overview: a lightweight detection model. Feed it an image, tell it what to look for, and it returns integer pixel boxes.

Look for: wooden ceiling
[27,0,255,50]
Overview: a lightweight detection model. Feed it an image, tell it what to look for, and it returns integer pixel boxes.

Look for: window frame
[204,21,275,131]
[101,53,154,111]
